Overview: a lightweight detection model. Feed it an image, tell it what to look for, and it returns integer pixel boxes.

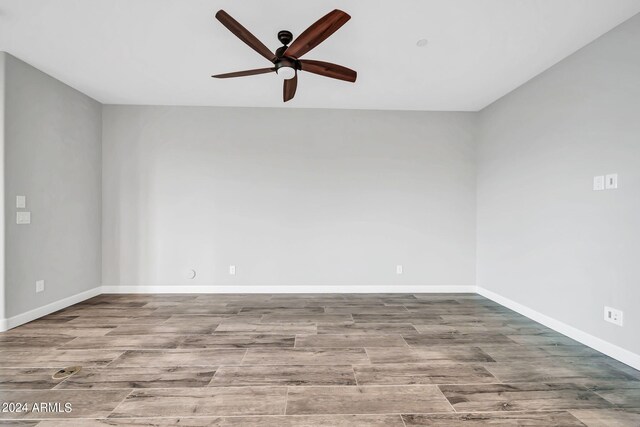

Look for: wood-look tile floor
[1,293,639,426]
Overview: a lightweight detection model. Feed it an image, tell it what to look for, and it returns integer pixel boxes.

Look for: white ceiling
[1,0,639,111]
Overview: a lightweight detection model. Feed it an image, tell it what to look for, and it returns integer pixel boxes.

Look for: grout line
[436,384,457,413]
[105,388,135,418]
[0,410,587,422]
[400,335,411,347]
[362,347,372,364]
[51,372,76,390]
[103,351,128,368]
[239,349,249,364]
[207,365,221,386]
[283,386,290,415]
[409,322,420,334]
[352,364,359,386]
[0,383,505,391]
[3,381,554,392]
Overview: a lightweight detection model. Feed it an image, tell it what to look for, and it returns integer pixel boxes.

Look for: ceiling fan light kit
[276,66,296,80]
[212,9,357,102]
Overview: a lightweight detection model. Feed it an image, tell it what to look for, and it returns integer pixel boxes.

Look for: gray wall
[477,15,640,354]
[0,53,6,322]
[3,53,102,317]
[102,107,477,289]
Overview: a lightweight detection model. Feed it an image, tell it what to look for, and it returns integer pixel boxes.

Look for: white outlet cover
[16,195,26,209]
[396,265,403,275]
[593,176,605,191]
[229,265,236,275]
[605,173,618,189]
[35,280,45,293]
[604,306,623,326]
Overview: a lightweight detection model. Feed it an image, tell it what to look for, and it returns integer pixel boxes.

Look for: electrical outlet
[229,265,236,275]
[35,280,45,293]
[604,306,623,326]
[605,173,618,189]
[396,265,403,275]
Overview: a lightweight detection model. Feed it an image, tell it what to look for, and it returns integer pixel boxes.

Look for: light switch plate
[16,196,26,209]
[593,176,605,191]
[605,173,618,189]
[16,212,31,224]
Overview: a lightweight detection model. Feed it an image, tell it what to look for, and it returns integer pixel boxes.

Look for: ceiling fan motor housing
[275,57,299,72]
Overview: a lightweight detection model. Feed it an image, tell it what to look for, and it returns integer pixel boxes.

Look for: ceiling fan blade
[215,10,277,62]
[283,73,298,102]
[212,68,275,79]
[284,10,350,59]
[300,60,356,82]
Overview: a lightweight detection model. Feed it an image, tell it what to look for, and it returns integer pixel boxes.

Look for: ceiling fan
[212,9,357,102]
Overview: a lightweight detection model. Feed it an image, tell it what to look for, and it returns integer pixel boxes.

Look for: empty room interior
[1,0,640,425]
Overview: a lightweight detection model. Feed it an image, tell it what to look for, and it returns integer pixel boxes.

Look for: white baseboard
[477,286,640,371]
[101,285,477,294]
[0,286,102,331]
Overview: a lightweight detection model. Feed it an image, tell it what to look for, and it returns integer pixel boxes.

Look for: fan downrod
[276,31,293,58]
